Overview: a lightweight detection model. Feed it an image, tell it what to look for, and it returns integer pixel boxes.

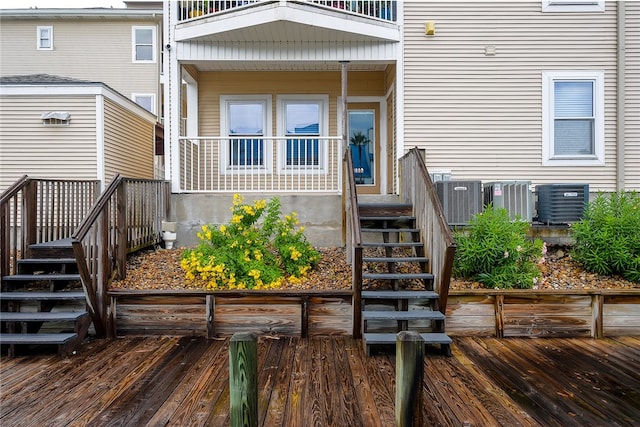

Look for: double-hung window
[542,71,604,166]
[278,95,328,171]
[132,26,156,63]
[221,95,272,170]
[37,26,53,50]
[132,94,156,114]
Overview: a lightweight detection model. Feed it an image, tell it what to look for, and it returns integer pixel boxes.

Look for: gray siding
[0,95,97,193]
[403,1,626,191]
[0,17,160,113]
[627,2,640,190]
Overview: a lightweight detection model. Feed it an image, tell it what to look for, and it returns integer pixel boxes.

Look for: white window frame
[132,93,156,114]
[220,95,273,174]
[37,26,53,50]
[277,95,329,174]
[541,1,605,13]
[542,70,605,166]
[132,26,156,63]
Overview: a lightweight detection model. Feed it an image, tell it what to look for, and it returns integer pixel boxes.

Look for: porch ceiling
[186,60,389,72]
[174,2,400,44]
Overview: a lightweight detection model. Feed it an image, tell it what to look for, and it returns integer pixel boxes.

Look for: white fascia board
[0,85,157,124]
[175,6,399,42]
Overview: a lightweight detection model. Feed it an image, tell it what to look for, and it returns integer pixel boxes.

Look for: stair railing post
[353,245,363,338]
[396,331,424,427]
[116,180,127,279]
[22,179,38,257]
[229,332,258,427]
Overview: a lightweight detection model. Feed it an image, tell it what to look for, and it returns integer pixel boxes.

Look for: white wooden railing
[179,136,343,193]
[177,0,397,22]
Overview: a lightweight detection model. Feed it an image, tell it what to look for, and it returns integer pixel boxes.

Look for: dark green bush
[453,206,545,289]
[570,191,640,282]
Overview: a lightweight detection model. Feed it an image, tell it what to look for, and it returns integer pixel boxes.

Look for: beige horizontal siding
[0,18,160,110]
[103,98,155,181]
[0,95,98,193]
[197,70,387,137]
[626,2,640,190]
[403,1,622,191]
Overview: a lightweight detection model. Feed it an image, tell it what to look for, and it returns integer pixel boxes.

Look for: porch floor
[1,336,638,426]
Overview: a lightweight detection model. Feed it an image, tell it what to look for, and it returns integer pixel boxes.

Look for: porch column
[341,61,349,153]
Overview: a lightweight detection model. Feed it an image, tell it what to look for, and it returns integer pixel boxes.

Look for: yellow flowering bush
[181,194,319,290]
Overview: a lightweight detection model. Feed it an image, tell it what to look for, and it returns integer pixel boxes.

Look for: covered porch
[164,0,402,196]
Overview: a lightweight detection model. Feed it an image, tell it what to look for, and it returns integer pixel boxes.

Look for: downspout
[617,1,625,191]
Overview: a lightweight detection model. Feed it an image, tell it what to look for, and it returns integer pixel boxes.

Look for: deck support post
[395,331,424,427]
[229,332,258,427]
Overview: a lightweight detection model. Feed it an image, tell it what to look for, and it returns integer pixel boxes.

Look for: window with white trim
[37,26,53,50]
[278,95,328,171]
[132,93,156,114]
[132,26,156,63]
[542,70,604,166]
[221,95,272,170]
[541,1,604,13]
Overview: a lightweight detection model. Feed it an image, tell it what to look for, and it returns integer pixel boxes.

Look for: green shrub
[570,191,640,282]
[181,194,320,290]
[453,206,545,289]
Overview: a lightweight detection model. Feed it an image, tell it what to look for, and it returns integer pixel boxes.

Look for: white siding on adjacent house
[403,1,621,191]
[0,18,160,112]
[0,95,98,193]
[627,2,640,190]
[103,98,155,181]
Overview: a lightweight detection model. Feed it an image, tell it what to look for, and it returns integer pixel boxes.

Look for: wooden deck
[1,336,639,426]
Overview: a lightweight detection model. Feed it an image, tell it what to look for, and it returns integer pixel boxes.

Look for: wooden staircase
[0,239,90,357]
[358,202,451,356]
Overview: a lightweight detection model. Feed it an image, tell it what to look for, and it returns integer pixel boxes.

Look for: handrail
[71,175,171,338]
[399,148,456,313]
[0,175,29,279]
[1,176,99,279]
[343,147,363,337]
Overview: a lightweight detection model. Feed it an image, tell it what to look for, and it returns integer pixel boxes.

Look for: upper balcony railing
[178,1,397,23]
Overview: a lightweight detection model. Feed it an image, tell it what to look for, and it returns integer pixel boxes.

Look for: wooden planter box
[107,289,640,338]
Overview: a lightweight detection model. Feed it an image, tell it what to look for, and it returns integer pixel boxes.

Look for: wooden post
[229,332,258,427]
[395,331,424,427]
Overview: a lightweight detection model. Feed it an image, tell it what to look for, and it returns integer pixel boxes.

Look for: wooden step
[2,274,81,282]
[362,310,445,321]
[363,332,452,346]
[362,290,439,300]
[0,332,78,345]
[18,258,77,265]
[363,272,434,281]
[358,203,413,217]
[362,242,423,248]
[0,291,85,301]
[0,311,89,322]
[360,215,416,222]
[363,257,428,263]
[361,228,420,233]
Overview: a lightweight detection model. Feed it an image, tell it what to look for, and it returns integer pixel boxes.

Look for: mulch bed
[111,245,638,291]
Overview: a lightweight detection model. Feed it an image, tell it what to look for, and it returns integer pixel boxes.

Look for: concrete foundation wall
[170,194,344,248]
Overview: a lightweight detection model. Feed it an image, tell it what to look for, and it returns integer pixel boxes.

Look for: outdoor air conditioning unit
[435,180,483,226]
[484,181,533,222]
[536,184,589,224]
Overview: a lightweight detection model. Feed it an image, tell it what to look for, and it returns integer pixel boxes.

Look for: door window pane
[349,110,375,185]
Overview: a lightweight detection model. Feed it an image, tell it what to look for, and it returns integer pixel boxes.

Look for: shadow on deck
[1,336,639,426]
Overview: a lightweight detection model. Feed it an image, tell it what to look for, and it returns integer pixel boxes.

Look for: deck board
[1,336,639,426]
